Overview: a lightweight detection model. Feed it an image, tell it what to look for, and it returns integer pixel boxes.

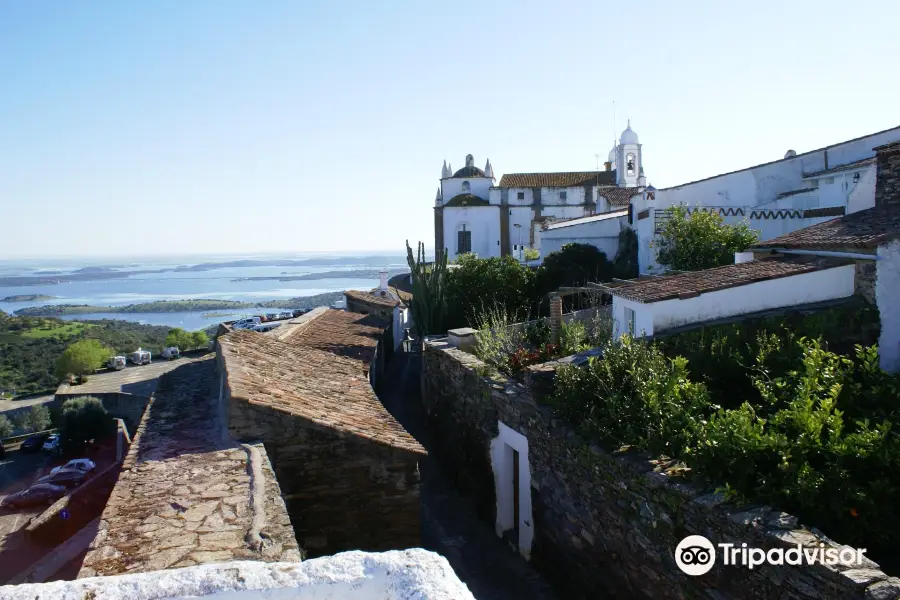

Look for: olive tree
[55,339,113,381]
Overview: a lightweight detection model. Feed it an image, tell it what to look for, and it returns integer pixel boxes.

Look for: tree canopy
[55,339,113,379]
[58,396,115,454]
[13,404,51,433]
[165,327,209,351]
[655,205,760,271]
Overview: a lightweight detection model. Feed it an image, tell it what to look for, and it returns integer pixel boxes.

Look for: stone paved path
[379,353,558,600]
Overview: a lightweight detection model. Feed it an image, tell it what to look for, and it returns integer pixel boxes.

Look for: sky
[1,1,898,259]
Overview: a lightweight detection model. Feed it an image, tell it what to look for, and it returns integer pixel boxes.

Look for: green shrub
[473,304,528,373]
[655,205,759,271]
[560,320,588,356]
[445,254,535,329]
[54,339,113,380]
[523,320,551,348]
[551,336,712,457]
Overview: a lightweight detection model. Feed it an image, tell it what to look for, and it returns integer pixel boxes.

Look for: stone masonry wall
[875,141,900,207]
[422,339,900,600]
[225,385,421,558]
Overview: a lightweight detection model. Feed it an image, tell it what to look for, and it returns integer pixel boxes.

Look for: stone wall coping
[424,339,899,594]
[2,550,475,600]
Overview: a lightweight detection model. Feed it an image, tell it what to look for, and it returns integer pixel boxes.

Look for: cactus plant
[406,241,448,337]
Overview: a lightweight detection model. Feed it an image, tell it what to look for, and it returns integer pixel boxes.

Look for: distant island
[232,269,408,283]
[0,256,408,287]
[13,292,346,317]
[1,294,58,302]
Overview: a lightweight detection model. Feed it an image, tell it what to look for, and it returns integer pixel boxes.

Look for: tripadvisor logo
[675,535,868,576]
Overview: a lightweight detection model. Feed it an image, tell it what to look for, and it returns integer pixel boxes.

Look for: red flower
[850,508,859,517]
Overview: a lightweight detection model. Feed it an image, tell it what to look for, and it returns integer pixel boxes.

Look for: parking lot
[55,355,197,397]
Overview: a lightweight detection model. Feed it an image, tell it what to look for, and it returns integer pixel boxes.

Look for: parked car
[280,312,294,320]
[252,322,281,333]
[36,468,87,488]
[291,309,307,318]
[0,441,5,459]
[21,433,50,453]
[42,434,60,453]
[232,317,261,330]
[1,483,66,509]
[161,347,180,360]
[50,458,96,476]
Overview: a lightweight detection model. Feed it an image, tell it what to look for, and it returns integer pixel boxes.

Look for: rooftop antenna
[594,153,601,170]
[612,100,617,147]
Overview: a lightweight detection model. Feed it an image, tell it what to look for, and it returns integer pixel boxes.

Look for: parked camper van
[107,356,126,371]
[129,348,152,365]
[161,347,180,360]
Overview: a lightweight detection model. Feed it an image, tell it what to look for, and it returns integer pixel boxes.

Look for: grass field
[18,320,93,339]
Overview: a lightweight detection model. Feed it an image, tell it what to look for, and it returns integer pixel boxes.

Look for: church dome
[607,145,617,163]
[619,121,639,145]
[450,153,486,178]
[452,165,486,178]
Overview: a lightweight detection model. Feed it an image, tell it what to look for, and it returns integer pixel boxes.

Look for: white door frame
[490,421,534,560]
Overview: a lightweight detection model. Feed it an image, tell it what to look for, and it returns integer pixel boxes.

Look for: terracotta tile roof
[219,331,425,454]
[752,206,900,250]
[606,255,851,304]
[445,193,490,207]
[597,187,642,206]
[498,171,616,188]
[345,289,399,309]
[274,308,387,365]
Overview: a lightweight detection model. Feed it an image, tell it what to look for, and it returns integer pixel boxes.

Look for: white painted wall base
[489,422,534,560]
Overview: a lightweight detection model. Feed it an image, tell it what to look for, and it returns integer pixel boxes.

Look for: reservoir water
[0,253,408,330]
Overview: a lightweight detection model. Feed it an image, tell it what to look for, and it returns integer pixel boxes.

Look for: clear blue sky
[1,0,898,258]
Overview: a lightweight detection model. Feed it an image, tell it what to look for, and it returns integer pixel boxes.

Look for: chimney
[378,271,389,293]
[604,161,612,172]
[875,141,900,208]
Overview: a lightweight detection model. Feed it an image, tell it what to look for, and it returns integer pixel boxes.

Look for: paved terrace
[56,359,190,398]
[79,357,300,577]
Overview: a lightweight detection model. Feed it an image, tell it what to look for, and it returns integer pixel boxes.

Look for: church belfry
[616,120,643,188]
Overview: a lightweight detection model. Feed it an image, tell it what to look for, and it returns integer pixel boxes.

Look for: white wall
[848,166,877,214]
[876,240,900,372]
[540,213,626,260]
[489,422,534,561]
[508,206,534,256]
[613,296,655,337]
[613,265,856,337]
[441,176,493,203]
[2,551,475,600]
[442,206,501,258]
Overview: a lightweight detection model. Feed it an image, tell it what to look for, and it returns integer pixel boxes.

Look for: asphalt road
[0,449,52,495]
[0,394,55,415]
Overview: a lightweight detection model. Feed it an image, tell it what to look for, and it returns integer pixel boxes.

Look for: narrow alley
[379,352,558,600]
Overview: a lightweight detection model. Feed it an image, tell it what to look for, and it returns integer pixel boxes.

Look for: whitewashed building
[604,140,900,372]
[434,122,648,260]
[632,125,900,274]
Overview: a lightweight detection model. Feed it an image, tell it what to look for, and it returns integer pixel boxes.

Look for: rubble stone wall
[422,339,899,600]
[224,383,421,558]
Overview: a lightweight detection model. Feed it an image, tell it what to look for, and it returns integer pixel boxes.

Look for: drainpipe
[763,248,878,261]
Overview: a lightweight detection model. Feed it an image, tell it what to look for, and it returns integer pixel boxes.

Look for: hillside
[13,292,344,317]
[0,315,170,394]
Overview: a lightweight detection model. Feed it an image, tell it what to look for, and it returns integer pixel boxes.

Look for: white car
[50,458,96,476]
[42,434,60,452]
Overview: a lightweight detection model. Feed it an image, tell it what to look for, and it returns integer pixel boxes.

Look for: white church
[434,121,649,262]
[435,122,900,274]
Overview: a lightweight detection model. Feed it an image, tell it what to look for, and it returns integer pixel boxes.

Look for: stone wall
[875,141,900,207]
[224,381,422,558]
[855,261,877,305]
[422,339,899,600]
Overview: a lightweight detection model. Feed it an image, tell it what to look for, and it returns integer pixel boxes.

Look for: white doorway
[490,422,533,560]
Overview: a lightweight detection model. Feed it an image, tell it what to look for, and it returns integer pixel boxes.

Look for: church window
[462,181,471,192]
[626,154,636,176]
[559,191,567,200]
[457,226,472,254]
[517,192,525,200]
